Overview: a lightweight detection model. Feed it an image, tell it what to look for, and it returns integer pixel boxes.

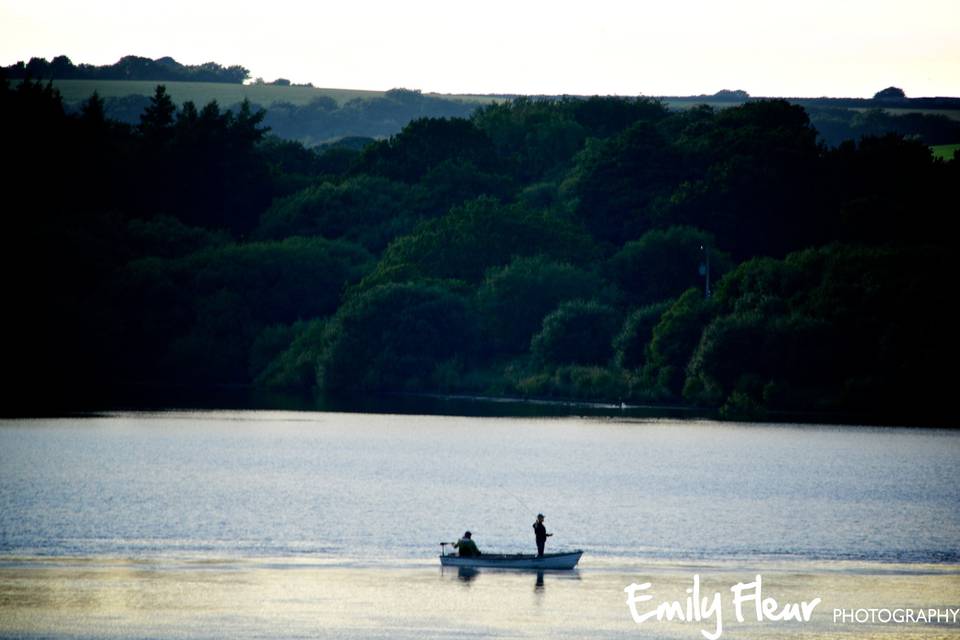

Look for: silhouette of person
[533,513,552,557]
[453,531,481,557]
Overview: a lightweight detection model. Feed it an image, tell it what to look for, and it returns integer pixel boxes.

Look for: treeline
[46,85,959,149]
[667,94,960,111]
[97,96,960,149]
[3,55,249,83]
[807,106,960,146]
[2,78,955,422]
[60,88,478,146]
[256,89,478,145]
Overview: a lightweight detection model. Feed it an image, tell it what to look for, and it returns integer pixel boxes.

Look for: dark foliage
[530,300,620,367]
[3,55,249,83]
[318,283,477,391]
[476,256,604,355]
[809,106,960,146]
[1,75,955,423]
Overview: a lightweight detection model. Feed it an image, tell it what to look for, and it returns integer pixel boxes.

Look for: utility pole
[699,245,711,298]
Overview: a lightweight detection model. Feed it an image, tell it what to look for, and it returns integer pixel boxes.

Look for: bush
[515,366,628,401]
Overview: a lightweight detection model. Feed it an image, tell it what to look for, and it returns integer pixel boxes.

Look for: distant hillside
[662,91,960,146]
[41,79,491,146]
[41,78,389,107]
[2,55,249,83]
[663,93,960,112]
[10,75,960,148]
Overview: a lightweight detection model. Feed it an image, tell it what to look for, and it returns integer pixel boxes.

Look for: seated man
[453,531,481,557]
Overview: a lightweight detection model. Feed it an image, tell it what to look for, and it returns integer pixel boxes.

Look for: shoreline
[4,385,955,428]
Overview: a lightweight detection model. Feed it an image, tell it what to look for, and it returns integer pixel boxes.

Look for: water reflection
[442,566,581,592]
[73,385,716,421]
[3,561,954,639]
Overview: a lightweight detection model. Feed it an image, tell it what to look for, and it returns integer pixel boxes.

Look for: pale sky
[1,0,958,97]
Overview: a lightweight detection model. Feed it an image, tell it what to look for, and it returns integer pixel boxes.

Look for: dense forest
[3,55,249,83]
[2,76,955,422]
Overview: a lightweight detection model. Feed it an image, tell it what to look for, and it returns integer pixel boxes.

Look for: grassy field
[850,107,960,121]
[665,101,960,121]
[35,80,960,118]
[662,99,744,110]
[931,143,960,160]
[38,79,499,107]
[46,79,382,106]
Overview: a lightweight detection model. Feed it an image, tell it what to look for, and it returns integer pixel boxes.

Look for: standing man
[533,513,552,557]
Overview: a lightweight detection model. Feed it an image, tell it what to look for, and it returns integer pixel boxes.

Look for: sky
[1,0,958,97]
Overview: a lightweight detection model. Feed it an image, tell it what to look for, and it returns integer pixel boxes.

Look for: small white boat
[439,550,583,570]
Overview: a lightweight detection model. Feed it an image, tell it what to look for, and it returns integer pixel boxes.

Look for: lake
[1,411,958,638]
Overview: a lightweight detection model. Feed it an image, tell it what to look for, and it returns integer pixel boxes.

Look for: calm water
[1,411,959,638]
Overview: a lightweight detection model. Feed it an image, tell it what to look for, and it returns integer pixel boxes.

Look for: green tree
[643,288,715,396]
[472,97,586,181]
[683,312,834,411]
[255,176,425,251]
[159,97,271,232]
[358,196,596,289]
[653,100,825,259]
[613,301,671,370]
[108,237,372,384]
[873,86,905,100]
[232,98,269,146]
[318,283,477,391]
[354,117,498,183]
[253,318,330,389]
[607,226,730,305]
[139,84,175,138]
[530,300,619,366]
[80,91,106,126]
[418,158,517,216]
[825,134,946,247]
[684,244,951,417]
[476,256,604,355]
[181,237,373,324]
[125,216,230,258]
[567,121,685,244]
[570,96,669,138]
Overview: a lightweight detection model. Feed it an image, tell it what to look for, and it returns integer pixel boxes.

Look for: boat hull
[439,550,582,570]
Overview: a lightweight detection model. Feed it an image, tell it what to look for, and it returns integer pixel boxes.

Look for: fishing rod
[499,484,535,514]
